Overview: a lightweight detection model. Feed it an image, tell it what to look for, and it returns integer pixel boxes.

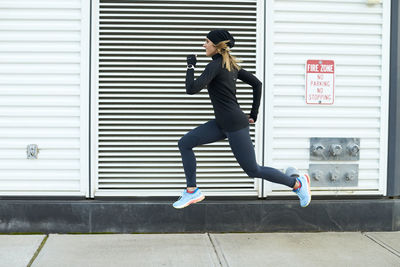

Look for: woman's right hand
[248,115,255,124]
[186,54,197,67]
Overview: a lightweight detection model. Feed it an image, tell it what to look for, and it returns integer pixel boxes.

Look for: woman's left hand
[249,117,255,124]
[186,54,197,67]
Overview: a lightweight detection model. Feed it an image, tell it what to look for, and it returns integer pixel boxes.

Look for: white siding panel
[94,0,261,196]
[264,0,390,196]
[0,0,90,196]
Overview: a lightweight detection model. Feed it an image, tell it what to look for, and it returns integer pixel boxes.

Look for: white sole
[173,195,205,209]
[302,174,312,208]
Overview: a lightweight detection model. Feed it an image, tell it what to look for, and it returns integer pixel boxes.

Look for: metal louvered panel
[0,0,89,196]
[95,0,261,196]
[264,0,390,196]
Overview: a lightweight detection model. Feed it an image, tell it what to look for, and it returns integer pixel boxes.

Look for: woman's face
[203,38,217,57]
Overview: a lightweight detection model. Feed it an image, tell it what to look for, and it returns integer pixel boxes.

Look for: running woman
[173,29,311,209]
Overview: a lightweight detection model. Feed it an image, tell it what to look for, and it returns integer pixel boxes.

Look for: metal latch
[27,144,39,159]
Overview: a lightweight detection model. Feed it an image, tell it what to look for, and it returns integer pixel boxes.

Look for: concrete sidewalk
[0,232,399,267]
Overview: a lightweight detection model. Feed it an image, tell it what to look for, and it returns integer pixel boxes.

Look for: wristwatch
[187,64,195,69]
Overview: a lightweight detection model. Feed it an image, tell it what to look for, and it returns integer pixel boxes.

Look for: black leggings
[178,119,297,188]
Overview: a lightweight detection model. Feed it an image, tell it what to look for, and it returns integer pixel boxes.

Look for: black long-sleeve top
[185,53,262,132]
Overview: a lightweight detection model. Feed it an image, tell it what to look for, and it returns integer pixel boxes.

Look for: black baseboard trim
[0,198,398,233]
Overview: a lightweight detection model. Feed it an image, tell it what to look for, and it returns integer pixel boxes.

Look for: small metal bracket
[310,138,360,161]
[27,144,39,159]
[309,164,358,187]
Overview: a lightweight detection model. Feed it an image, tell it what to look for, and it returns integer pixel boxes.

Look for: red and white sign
[305,60,335,105]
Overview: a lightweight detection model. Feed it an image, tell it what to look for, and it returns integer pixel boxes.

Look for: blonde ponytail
[214,40,242,72]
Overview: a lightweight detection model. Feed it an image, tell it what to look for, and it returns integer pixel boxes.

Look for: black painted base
[0,198,399,233]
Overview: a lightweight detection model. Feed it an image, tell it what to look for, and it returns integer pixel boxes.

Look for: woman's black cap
[206,29,235,48]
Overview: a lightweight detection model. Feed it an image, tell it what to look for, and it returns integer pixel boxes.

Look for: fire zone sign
[306,60,335,105]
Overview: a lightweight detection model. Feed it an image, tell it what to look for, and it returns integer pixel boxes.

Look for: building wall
[0,0,396,198]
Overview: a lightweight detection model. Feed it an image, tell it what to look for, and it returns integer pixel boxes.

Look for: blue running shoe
[293,174,312,207]
[173,188,205,209]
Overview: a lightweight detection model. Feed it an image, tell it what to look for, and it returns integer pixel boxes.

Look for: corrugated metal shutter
[95,0,262,196]
[264,0,390,196]
[0,0,90,196]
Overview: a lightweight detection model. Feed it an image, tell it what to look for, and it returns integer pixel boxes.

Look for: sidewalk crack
[363,233,400,258]
[207,233,229,267]
[27,234,48,267]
